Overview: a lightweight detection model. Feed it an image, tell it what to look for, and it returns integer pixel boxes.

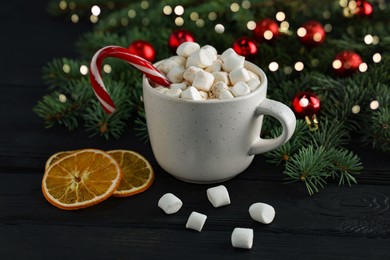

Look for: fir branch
[33,78,93,130]
[327,148,362,186]
[43,58,88,89]
[82,80,134,139]
[284,146,330,195]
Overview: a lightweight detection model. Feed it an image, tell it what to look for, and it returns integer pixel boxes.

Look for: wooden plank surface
[0,1,389,259]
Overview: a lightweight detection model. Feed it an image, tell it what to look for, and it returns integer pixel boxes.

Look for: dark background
[1,1,389,259]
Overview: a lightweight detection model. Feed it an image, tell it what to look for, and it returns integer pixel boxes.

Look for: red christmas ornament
[332,51,363,77]
[128,40,156,63]
[168,29,196,53]
[355,0,373,17]
[292,92,320,117]
[253,18,280,43]
[232,36,258,60]
[292,91,320,131]
[297,21,326,48]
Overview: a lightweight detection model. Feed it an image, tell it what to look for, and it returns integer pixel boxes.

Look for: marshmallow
[206,185,231,208]
[212,71,230,85]
[247,78,261,91]
[158,193,183,214]
[186,211,207,232]
[209,81,228,99]
[222,54,245,72]
[170,83,188,91]
[199,90,208,100]
[220,48,237,62]
[219,89,235,100]
[201,45,218,61]
[192,70,214,92]
[231,228,254,249]
[186,49,213,69]
[155,86,169,94]
[165,88,182,98]
[157,59,180,74]
[205,60,222,73]
[181,86,203,101]
[231,82,250,97]
[229,67,250,85]
[247,69,260,80]
[183,66,202,83]
[167,66,185,83]
[169,55,187,67]
[176,42,200,57]
[249,202,275,224]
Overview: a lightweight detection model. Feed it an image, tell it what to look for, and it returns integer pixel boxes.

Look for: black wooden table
[1,2,389,259]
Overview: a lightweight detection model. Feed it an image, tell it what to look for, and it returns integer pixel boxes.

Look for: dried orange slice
[42,149,122,210]
[107,150,154,197]
[45,150,75,170]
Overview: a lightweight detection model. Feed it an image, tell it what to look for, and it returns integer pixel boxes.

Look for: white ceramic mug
[143,61,296,183]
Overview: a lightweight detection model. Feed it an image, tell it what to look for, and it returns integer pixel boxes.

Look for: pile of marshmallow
[155,42,261,101]
[158,185,275,250]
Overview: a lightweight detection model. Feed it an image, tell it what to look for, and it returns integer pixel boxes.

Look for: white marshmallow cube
[157,59,180,74]
[167,66,185,83]
[165,88,182,98]
[155,86,169,94]
[222,54,245,72]
[186,211,207,232]
[209,81,228,99]
[186,49,213,69]
[231,82,250,97]
[219,89,235,100]
[220,48,237,62]
[249,202,275,224]
[229,67,250,85]
[206,185,231,208]
[192,70,214,92]
[247,78,261,91]
[170,83,188,91]
[181,86,203,101]
[205,60,222,73]
[247,69,260,80]
[176,42,200,57]
[231,228,254,249]
[183,66,202,83]
[212,71,230,85]
[158,193,183,214]
[199,90,208,100]
[169,55,187,67]
[201,45,218,61]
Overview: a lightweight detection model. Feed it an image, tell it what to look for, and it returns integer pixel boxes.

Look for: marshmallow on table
[231,82,250,97]
[181,86,203,101]
[249,202,275,224]
[186,49,214,69]
[176,42,200,57]
[231,228,254,249]
[186,211,207,232]
[158,193,183,214]
[192,70,214,92]
[218,89,235,100]
[207,185,231,208]
[167,66,185,83]
[229,67,250,85]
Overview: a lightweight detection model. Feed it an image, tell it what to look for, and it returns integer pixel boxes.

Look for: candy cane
[89,45,171,114]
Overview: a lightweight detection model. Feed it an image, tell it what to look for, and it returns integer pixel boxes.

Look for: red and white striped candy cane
[89,45,171,114]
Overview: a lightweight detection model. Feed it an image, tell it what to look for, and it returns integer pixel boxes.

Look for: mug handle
[248,98,296,155]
